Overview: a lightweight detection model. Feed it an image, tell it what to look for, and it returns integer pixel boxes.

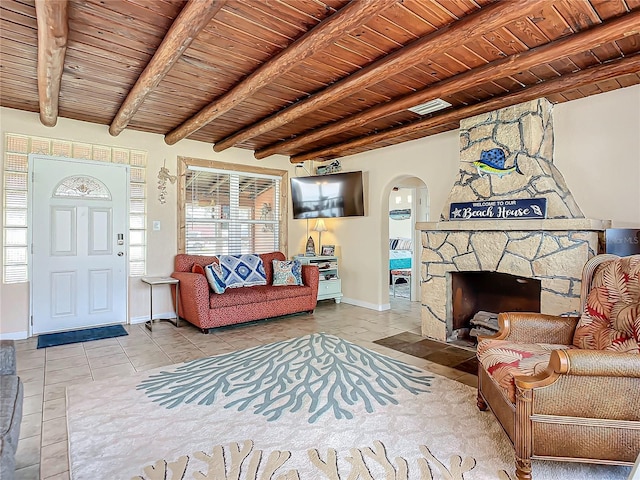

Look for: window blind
[185,166,280,255]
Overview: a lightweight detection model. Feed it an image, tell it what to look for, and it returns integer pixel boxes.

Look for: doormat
[37,324,128,349]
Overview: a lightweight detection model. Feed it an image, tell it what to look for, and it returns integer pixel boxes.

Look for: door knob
[117,252,124,256]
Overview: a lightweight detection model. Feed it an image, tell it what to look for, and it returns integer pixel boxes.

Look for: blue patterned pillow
[272,259,303,286]
[219,254,267,288]
[204,262,226,294]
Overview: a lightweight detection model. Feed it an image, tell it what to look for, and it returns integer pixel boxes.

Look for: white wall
[554,85,640,228]
[1,84,639,335]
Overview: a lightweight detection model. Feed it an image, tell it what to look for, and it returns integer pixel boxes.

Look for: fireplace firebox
[449,271,541,345]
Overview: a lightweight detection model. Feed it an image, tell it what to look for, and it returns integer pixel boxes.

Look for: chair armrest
[515,349,640,420]
[485,312,579,344]
[551,349,640,378]
[171,272,210,325]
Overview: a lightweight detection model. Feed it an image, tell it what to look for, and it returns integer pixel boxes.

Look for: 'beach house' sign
[449,198,547,221]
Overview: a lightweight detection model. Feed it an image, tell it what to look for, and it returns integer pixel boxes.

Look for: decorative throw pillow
[272,259,303,286]
[204,262,226,294]
[191,264,205,275]
[219,254,267,288]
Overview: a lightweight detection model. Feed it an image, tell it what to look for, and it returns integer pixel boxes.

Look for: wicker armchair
[476,254,640,480]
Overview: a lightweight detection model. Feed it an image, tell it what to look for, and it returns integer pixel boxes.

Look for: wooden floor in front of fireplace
[374,331,479,375]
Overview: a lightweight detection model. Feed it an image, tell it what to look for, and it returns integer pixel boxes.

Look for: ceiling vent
[408,98,452,115]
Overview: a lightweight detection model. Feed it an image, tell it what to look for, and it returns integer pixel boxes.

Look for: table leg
[145,284,154,331]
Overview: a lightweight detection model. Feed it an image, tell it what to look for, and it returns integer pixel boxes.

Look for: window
[179,158,287,256]
[2,134,147,282]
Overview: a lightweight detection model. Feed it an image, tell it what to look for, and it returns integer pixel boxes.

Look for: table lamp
[313,219,328,255]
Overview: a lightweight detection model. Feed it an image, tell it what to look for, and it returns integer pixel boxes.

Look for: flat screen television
[291,171,365,219]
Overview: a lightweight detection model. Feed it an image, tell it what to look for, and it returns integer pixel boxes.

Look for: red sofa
[171,252,319,332]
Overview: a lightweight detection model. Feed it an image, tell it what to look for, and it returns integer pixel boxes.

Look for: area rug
[37,324,128,349]
[66,333,631,480]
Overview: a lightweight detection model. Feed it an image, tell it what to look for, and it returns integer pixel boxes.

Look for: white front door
[30,155,129,335]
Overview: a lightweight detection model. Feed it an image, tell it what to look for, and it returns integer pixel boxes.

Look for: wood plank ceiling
[1,0,639,163]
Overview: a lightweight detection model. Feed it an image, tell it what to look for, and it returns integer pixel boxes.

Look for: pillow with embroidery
[219,254,267,288]
[272,259,303,286]
[191,264,205,275]
[204,262,226,294]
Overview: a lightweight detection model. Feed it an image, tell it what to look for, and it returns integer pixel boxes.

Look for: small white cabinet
[296,255,342,303]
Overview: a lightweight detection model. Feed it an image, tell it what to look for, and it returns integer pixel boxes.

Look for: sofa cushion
[272,259,303,286]
[210,284,312,309]
[204,262,226,294]
[219,254,267,288]
[191,263,205,275]
[477,339,575,404]
[573,255,640,353]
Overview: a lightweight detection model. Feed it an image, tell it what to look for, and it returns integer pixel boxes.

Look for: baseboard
[0,331,29,340]
[129,311,177,325]
[341,297,390,311]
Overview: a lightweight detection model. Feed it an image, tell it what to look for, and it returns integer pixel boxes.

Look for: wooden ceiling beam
[290,54,640,163]
[213,0,543,153]
[109,0,227,137]
[163,0,398,146]
[257,11,640,159]
[35,0,69,127]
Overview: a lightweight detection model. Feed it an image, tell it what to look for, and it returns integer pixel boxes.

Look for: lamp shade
[313,218,328,233]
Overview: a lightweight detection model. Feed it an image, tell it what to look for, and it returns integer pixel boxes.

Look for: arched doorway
[385,176,428,307]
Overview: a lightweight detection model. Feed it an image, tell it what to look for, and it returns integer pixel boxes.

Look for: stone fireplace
[416,99,610,343]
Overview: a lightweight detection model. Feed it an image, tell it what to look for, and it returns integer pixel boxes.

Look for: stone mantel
[416,218,610,232]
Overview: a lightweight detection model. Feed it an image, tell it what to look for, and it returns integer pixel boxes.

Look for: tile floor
[13,297,478,480]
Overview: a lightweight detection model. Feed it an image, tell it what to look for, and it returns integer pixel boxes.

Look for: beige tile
[82,337,121,349]
[87,352,130,369]
[43,384,67,402]
[22,393,44,416]
[44,365,92,386]
[17,349,46,370]
[19,367,45,385]
[20,412,43,440]
[133,359,175,373]
[91,362,137,380]
[40,440,69,479]
[84,344,125,359]
[127,349,171,365]
[45,355,90,373]
[166,351,206,363]
[22,380,45,399]
[15,434,41,469]
[44,471,70,480]
[43,397,66,422]
[44,344,85,361]
[14,463,39,480]
[15,338,39,351]
[41,416,68,447]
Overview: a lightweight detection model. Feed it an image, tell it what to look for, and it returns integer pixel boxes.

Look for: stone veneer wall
[442,98,583,220]
[420,224,602,342]
[419,98,609,342]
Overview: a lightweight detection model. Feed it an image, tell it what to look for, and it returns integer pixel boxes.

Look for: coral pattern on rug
[131,440,502,480]
[137,333,433,423]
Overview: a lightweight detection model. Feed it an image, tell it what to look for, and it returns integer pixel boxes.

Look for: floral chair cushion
[477,340,575,404]
[572,255,640,353]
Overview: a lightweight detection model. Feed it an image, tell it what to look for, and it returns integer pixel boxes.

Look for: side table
[141,276,180,332]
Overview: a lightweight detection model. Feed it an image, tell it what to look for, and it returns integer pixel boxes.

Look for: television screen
[291,171,365,219]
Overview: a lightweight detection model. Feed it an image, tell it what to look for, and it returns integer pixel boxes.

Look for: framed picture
[321,245,335,256]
